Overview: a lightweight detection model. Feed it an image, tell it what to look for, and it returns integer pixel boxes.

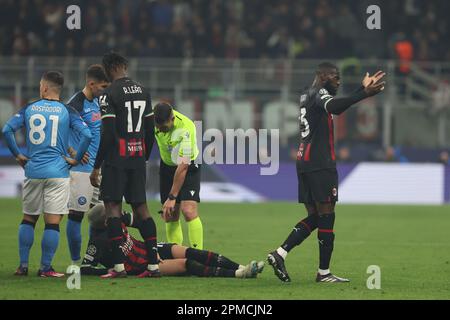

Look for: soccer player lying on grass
[80,204,264,278]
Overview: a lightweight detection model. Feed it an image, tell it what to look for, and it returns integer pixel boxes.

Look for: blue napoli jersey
[4,99,89,179]
[67,91,102,172]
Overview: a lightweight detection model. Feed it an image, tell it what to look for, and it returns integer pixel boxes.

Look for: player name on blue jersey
[2,99,91,179]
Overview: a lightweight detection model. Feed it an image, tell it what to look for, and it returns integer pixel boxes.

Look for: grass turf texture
[0,198,449,300]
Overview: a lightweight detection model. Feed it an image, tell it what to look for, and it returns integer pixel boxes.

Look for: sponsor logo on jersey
[91,112,101,122]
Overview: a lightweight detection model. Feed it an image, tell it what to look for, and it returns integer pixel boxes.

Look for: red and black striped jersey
[296,86,336,173]
[80,223,148,274]
[98,77,153,169]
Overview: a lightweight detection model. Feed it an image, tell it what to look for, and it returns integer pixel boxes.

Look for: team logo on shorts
[78,196,87,205]
[332,188,338,197]
[87,245,97,255]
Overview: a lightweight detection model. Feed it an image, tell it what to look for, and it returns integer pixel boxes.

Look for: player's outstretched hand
[362,70,385,88]
[15,154,29,168]
[90,169,101,187]
[363,70,386,96]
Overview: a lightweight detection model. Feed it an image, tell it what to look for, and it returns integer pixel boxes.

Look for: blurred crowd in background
[1,0,449,61]
[0,0,449,165]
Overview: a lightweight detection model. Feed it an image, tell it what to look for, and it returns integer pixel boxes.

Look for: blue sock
[18,221,35,268]
[40,224,60,271]
[66,219,82,262]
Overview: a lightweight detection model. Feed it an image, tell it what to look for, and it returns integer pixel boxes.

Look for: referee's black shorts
[297,165,338,204]
[159,160,201,204]
[100,163,147,204]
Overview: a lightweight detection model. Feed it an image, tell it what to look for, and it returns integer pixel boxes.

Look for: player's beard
[324,81,338,96]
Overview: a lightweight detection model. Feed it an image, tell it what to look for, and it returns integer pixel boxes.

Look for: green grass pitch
[0,198,449,300]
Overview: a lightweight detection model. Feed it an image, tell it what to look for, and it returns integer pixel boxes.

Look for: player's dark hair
[102,52,128,81]
[41,70,64,90]
[316,62,338,75]
[154,102,174,125]
[86,64,108,83]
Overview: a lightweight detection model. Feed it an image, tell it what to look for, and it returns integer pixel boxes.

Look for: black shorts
[159,160,201,204]
[157,242,175,260]
[100,164,147,204]
[297,166,338,204]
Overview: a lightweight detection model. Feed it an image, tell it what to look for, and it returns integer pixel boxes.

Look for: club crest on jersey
[78,196,87,205]
[319,88,329,95]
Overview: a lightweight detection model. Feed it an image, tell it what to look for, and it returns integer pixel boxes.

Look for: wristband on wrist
[168,194,177,200]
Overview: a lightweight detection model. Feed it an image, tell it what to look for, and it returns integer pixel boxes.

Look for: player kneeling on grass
[80,204,264,279]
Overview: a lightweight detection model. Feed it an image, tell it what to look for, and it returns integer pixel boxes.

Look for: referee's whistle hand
[162,199,176,218]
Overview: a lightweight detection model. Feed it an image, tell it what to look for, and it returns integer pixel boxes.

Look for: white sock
[147,264,159,271]
[238,265,246,270]
[276,247,288,260]
[114,264,125,272]
[318,268,330,276]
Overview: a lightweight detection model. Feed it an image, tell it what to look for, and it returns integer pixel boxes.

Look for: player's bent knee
[317,202,335,215]
[23,214,39,224]
[68,211,84,222]
[43,213,63,225]
[165,213,180,222]
[181,202,198,221]
[304,203,318,216]
[131,203,150,220]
